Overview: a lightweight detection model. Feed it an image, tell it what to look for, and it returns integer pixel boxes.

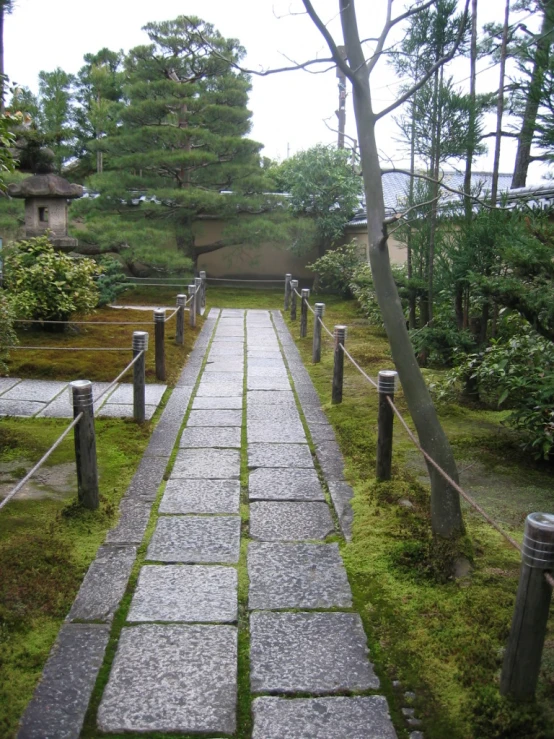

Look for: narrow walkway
[18,309,398,738]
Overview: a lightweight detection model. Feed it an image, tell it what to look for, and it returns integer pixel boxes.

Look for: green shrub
[95,256,127,306]
[0,291,17,373]
[4,236,100,322]
[307,241,362,296]
[349,261,383,325]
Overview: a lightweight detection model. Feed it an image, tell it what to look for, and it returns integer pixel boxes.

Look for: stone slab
[248,542,352,609]
[303,407,330,425]
[192,396,243,410]
[249,468,324,501]
[247,366,288,378]
[208,345,244,358]
[105,498,153,544]
[68,545,137,622]
[248,357,285,368]
[204,361,244,372]
[211,336,245,343]
[0,377,20,395]
[247,404,301,422]
[248,443,313,469]
[171,448,240,478]
[250,612,378,693]
[252,696,397,739]
[328,481,354,542]
[126,455,167,500]
[180,426,241,448]
[97,403,156,420]
[247,350,283,359]
[18,624,110,739]
[247,421,306,444]
[196,382,243,397]
[201,371,244,384]
[128,565,237,622]
[315,440,345,480]
[39,382,113,418]
[247,390,295,405]
[187,409,243,427]
[2,379,67,402]
[0,399,46,417]
[105,383,166,406]
[249,502,334,541]
[97,624,237,734]
[309,424,337,442]
[160,479,240,514]
[147,516,241,563]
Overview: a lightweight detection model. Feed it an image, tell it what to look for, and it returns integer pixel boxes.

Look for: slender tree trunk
[464,0,478,219]
[407,94,417,329]
[491,0,510,206]
[512,0,554,188]
[338,0,464,541]
[455,283,464,330]
[0,5,4,113]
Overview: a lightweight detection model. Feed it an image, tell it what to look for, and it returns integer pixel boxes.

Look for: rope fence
[285,273,554,701]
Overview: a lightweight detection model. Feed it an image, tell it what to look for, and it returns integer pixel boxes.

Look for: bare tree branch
[301,0,357,83]
[384,193,441,224]
[366,0,393,76]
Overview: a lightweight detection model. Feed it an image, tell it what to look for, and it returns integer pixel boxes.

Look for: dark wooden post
[176,294,186,346]
[290,279,299,321]
[501,513,554,700]
[154,308,166,381]
[199,270,207,313]
[313,302,325,363]
[332,325,347,404]
[195,277,202,316]
[188,284,196,328]
[376,370,398,481]
[300,288,310,338]
[132,331,148,422]
[284,273,292,310]
[70,380,99,510]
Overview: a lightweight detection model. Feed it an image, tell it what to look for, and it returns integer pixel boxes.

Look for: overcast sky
[5,0,548,183]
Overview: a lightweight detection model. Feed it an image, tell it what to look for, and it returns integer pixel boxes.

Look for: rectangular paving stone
[126,455,167,500]
[248,357,285,368]
[249,502,334,541]
[2,379,67,402]
[208,345,244,358]
[196,382,243,397]
[201,371,244,384]
[160,479,240,514]
[187,409,242,427]
[303,407,329,425]
[147,516,241,563]
[68,545,137,622]
[247,367,288,379]
[97,624,237,734]
[250,612,378,693]
[211,336,245,343]
[105,383,167,406]
[309,424,337,442]
[248,443,313,469]
[247,404,301,422]
[247,350,283,359]
[247,421,306,444]
[39,381,114,418]
[18,624,110,739]
[247,390,295,405]
[204,361,244,372]
[315,440,345,480]
[252,696,397,739]
[128,565,237,623]
[0,399,46,417]
[171,448,240,478]
[0,377,20,395]
[248,542,352,610]
[105,498,153,544]
[249,468,324,501]
[328,481,354,542]
[97,403,156,420]
[180,426,241,448]
[192,396,243,410]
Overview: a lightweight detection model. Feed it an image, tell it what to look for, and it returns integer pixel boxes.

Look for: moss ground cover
[283,294,554,738]
[0,416,152,737]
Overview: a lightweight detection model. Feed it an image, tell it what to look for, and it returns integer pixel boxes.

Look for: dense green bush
[0,292,17,373]
[95,256,127,306]
[4,236,100,322]
[307,241,362,296]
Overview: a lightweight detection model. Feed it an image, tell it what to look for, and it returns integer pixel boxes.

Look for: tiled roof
[348,171,551,226]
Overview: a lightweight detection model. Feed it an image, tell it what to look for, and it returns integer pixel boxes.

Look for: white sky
[5,0,549,183]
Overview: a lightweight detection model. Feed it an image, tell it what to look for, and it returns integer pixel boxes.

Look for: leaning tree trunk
[339,0,464,540]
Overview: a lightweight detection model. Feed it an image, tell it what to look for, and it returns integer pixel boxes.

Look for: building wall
[342,226,407,265]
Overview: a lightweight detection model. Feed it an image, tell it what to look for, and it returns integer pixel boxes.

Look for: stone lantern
[8,174,83,251]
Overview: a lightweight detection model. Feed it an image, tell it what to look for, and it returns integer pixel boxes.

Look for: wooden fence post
[132,331,148,422]
[290,280,299,321]
[312,303,325,363]
[70,380,99,510]
[284,273,292,310]
[376,370,398,481]
[153,308,166,381]
[332,325,347,404]
[176,294,186,346]
[199,271,207,312]
[500,513,554,700]
[195,277,202,316]
[300,288,310,338]
[188,284,196,328]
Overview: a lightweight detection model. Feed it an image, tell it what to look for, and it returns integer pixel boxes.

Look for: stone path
[0,378,167,419]
[17,308,398,739]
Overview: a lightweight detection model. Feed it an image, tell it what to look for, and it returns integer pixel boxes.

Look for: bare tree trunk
[0,4,5,113]
[336,0,464,540]
[491,0,510,206]
[407,94,417,329]
[512,0,554,188]
[463,0,478,219]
